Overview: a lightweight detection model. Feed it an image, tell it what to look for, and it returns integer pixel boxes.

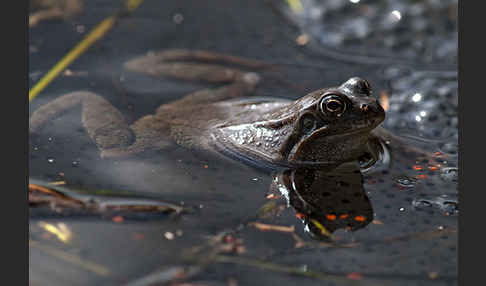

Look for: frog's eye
[320,95,346,116]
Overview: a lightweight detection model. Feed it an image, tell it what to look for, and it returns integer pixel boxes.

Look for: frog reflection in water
[30,50,386,239]
[269,162,375,240]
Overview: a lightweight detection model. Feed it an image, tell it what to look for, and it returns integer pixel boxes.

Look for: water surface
[29,1,457,285]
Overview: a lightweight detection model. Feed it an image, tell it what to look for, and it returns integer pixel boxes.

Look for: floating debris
[29,180,185,217]
[164,232,175,240]
[249,222,295,233]
[38,221,73,243]
[296,33,310,46]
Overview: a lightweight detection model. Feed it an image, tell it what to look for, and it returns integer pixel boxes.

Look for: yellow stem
[29,0,145,102]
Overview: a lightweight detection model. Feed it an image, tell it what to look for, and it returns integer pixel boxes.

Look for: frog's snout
[359,98,385,125]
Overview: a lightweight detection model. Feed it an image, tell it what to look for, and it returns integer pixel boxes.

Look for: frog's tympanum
[30,49,385,170]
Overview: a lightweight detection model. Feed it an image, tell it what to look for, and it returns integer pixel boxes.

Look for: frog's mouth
[285,124,377,167]
[325,124,378,137]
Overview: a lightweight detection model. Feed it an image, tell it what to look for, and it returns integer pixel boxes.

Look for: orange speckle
[379,91,390,111]
[295,213,305,220]
[347,272,363,280]
[326,214,337,220]
[372,219,384,225]
[236,245,246,254]
[266,193,279,200]
[416,174,428,179]
[434,151,443,156]
[132,233,145,240]
[413,165,423,171]
[203,164,209,169]
[339,214,349,219]
[112,216,124,223]
[354,215,366,222]
[428,166,439,171]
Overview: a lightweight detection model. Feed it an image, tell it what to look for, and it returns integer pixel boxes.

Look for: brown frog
[30,50,385,170]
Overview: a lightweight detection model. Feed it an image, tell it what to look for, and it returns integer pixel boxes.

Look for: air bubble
[173,13,184,24]
[395,176,418,188]
[440,167,458,182]
[412,195,458,215]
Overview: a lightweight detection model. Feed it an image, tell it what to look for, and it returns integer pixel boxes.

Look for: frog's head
[281,77,385,166]
[211,77,385,169]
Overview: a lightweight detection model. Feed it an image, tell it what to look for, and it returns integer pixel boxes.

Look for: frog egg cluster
[280,0,457,65]
[383,68,457,144]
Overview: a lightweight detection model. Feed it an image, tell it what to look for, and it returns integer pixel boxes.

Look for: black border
[11,0,29,284]
[458,1,482,286]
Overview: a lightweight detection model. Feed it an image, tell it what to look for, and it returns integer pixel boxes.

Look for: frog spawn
[383,68,457,141]
[278,0,457,65]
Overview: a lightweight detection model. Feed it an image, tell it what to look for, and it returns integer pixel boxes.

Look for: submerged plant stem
[29,0,145,102]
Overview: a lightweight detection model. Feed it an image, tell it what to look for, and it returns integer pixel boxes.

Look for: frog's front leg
[30,91,167,158]
[124,49,264,106]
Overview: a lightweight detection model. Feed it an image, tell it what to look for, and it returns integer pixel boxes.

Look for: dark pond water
[29,0,457,285]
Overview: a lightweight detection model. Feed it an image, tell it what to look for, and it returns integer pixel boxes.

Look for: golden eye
[320,95,346,115]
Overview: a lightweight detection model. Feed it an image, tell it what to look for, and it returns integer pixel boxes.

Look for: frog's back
[154,97,292,150]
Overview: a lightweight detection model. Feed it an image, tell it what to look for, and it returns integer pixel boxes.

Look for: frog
[29,49,386,170]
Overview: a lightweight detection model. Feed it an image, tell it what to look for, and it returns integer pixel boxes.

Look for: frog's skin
[30,50,385,169]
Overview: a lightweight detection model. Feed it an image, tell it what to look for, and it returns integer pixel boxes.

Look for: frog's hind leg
[100,114,173,158]
[124,49,267,84]
[125,50,265,107]
[30,91,135,155]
